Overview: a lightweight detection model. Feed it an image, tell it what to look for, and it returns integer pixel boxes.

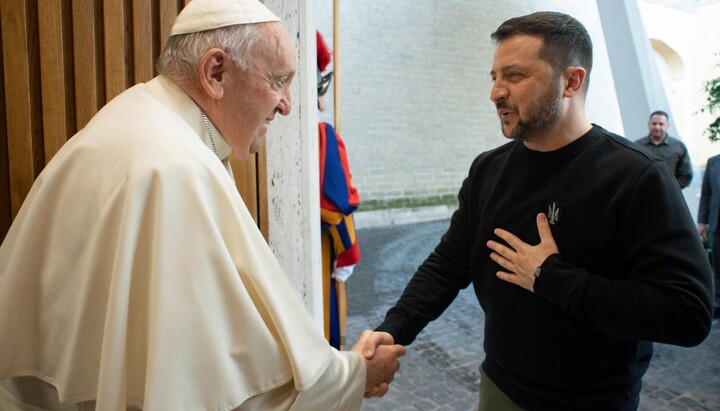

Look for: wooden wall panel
[1,0,268,243]
[0,15,9,239]
[232,157,259,223]
[157,0,179,52]
[72,0,103,128]
[1,0,43,221]
[38,0,74,162]
[257,147,269,241]
[132,0,154,84]
[103,1,128,101]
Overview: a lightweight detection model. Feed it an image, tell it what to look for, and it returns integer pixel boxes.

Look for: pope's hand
[351,330,406,398]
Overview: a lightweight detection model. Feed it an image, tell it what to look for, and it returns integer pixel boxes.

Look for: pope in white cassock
[0,0,404,409]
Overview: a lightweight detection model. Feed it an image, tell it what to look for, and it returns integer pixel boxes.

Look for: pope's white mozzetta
[0,0,371,409]
[0,74,366,410]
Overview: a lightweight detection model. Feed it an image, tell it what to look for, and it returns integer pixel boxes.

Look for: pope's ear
[198,48,227,100]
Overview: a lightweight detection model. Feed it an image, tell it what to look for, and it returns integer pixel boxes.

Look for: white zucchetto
[171,0,280,36]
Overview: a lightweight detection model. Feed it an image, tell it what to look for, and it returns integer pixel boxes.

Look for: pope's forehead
[259,23,296,64]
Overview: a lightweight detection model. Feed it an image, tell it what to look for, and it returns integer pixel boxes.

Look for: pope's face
[222,23,297,160]
[489,35,563,143]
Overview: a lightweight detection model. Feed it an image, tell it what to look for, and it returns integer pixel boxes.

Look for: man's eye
[270,79,286,93]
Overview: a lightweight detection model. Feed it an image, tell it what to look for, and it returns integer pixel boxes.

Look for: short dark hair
[491,11,593,92]
[649,110,669,121]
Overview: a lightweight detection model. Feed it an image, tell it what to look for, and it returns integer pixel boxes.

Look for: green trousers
[478,366,526,411]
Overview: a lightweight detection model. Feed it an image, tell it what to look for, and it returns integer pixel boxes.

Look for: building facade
[316,0,720,226]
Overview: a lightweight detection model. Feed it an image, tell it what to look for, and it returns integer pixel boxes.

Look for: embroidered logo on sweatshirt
[546,200,563,226]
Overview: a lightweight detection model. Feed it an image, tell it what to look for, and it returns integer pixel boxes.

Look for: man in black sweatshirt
[362,11,713,411]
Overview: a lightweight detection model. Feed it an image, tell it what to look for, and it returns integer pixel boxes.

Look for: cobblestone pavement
[345,219,720,411]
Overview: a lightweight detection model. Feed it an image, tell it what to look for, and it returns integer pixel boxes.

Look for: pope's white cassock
[0,75,366,410]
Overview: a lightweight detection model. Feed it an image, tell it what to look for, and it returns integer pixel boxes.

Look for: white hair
[156,23,267,85]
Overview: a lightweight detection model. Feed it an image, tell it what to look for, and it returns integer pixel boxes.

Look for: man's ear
[198,48,227,100]
[563,66,586,97]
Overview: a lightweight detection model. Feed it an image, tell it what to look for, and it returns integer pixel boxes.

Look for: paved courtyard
[345,219,720,411]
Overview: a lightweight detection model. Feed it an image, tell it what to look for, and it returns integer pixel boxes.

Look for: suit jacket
[699,154,720,233]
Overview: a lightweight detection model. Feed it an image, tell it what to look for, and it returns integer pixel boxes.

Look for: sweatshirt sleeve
[376,168,474,346]
[534,160,713,347]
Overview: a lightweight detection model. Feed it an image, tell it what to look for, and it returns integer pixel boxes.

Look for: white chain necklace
[199,107,236,186]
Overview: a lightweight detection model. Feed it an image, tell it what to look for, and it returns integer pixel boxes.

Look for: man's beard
[501,81,562,142]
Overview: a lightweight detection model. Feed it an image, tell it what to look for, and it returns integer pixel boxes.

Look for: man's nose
[277,89,292,116]
[490,82,507,103]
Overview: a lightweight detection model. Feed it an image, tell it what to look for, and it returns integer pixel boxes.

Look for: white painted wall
[598,0,675,139]
[264,0,324,328]
[639,0,720,168]
[315,0,624,208]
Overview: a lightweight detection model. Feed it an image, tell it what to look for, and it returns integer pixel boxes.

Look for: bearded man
[363,11,712,411]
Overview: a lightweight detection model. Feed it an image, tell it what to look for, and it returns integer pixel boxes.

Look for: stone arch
[650,38,684,81]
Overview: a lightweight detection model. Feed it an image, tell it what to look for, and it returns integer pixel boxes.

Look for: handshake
[350,330,407,398]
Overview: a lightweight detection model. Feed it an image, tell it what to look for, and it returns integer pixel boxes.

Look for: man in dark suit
[699,154,720,321]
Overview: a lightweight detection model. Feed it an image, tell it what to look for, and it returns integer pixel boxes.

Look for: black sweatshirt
[376,125,713,410]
